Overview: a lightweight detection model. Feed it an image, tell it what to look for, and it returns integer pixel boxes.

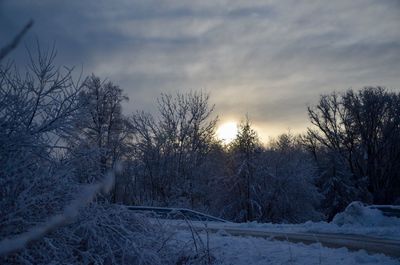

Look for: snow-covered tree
[66,75,131,202]
[0,46,82,259]
[260,133,322,223]
[129,91,218,208]
[307,87,400,208]
[0,45,205,265]
[227,117,262,222]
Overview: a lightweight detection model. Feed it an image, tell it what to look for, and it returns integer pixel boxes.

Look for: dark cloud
[1,0,399,140]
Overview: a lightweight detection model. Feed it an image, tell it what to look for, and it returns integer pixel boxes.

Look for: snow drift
[332,201,400,227]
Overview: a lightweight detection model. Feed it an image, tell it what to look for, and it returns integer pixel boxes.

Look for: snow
[176,230,400,265]
[0,172,115,256]
[231,202,400,240]
[332,201,398,226]
[153,202,400,263]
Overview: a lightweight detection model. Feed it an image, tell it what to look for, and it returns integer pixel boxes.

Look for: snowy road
[172,222,400,258]
[176,230,400,265]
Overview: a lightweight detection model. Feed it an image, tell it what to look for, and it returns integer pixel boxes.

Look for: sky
[1,0,400,142]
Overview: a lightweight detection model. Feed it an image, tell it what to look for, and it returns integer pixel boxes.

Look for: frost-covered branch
[0,172,114,257]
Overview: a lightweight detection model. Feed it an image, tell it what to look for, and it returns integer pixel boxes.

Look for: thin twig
[0,20,34,62]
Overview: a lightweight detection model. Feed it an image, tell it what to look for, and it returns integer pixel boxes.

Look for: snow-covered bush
[1,203,181,265]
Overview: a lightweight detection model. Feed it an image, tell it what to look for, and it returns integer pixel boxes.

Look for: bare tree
[0,45,83,259]
[66,74,130,204]
[307,87,400,207]
[130,91,218,208]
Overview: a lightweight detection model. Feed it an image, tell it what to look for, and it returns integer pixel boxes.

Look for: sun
[217,121,238,144]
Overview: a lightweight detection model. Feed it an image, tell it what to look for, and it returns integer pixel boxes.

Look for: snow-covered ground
[232,202,400,240]
[176,230,400,265]
[166,202,400,264]
[157,202,400,264]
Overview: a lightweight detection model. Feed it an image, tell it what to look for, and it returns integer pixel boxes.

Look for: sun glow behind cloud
[217,121,238,144]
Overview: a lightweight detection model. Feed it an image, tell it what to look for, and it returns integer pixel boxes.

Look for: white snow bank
[332,201,400,227]
[231,202,400,240]
[176,230,400,265]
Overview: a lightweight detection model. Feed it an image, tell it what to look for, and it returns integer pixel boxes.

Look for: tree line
[2,47,400,229]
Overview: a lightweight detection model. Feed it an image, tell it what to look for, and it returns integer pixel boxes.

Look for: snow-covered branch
[0,172,114,257]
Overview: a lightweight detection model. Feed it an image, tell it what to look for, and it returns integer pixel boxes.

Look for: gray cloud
[1,0,399,141]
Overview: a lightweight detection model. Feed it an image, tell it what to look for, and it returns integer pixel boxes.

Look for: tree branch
[0,20,34,62]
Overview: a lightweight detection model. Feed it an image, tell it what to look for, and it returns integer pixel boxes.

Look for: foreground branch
[0,171,114,257]
[0,20,33,62]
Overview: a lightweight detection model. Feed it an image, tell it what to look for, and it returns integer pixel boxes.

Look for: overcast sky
[1,0,400,141]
